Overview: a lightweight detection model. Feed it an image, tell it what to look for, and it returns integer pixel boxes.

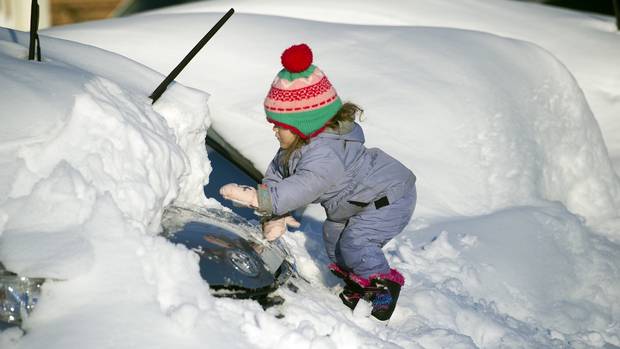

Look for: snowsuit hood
[320,121,365,142]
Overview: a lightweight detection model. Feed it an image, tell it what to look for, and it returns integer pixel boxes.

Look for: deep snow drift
[145,0,620,174]
[0,32,248,348]
[45,11,620,234]
[1,0,620,348]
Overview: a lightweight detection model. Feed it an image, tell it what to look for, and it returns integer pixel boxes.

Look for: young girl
[220,43,416,321]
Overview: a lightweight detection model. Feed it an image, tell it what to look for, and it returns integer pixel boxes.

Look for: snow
[1,0,620,348]
[144,0,620,175]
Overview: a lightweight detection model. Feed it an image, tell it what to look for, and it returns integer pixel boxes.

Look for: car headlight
[0,267,44,325]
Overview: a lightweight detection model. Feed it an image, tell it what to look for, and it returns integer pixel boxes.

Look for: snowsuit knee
[324,187,416,277]
[258,121,416,278]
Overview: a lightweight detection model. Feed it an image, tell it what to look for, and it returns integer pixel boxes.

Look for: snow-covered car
[0,141,294,328]
[0,205,295,328]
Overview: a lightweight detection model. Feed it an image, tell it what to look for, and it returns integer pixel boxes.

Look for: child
[220,43,416,321]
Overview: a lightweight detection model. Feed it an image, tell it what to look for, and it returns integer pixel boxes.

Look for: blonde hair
[279,102,364,167]
[280,135,307,167]
[325,102,364,131]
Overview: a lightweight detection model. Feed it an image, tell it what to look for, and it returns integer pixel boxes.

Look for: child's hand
[219,183,259,208]
[262,215,300,241]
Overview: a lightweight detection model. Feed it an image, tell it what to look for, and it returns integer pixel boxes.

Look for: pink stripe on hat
[264,43,342,138]
[268,76,333,102]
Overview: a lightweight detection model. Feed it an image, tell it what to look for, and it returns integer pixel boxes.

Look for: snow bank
[273,201,620,348]
[147,0,620,174]
[0,31,211,277]
[0,31,252,348]
[1,1,619,347]
[396,204,620,347]
[45,14,620,235]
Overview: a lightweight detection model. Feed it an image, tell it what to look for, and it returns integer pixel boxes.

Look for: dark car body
[162,205,295,301]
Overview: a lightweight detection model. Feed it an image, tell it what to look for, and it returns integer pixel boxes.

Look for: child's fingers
[263,218,286,240]
[285,216,301,228]
[219,183,239,197]
[219,183,258,208]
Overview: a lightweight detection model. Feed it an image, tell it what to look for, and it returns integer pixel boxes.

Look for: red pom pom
[280,44,313,73]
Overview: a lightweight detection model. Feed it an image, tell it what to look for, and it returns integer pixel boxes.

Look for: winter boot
[328,263,350,280]
[367,269,405,321]
[328,263,367,310]
[339,284,362,310]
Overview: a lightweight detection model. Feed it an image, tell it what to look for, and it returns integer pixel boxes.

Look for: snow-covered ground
[1,0,620,348]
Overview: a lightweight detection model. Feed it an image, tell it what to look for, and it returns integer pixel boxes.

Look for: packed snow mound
[275,201,620,348]
[0,30,211,279]
[147,0,620,174]
[46,14,620,232]
[0,30,256,349]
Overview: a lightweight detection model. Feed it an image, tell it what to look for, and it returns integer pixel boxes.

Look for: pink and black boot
[328,263,363,310]
[329,264,405,320]
[367,269,405,321]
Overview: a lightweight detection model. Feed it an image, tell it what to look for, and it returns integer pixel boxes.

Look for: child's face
[273,125,297,149]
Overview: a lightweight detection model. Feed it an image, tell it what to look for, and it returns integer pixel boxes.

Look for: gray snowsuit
[258,121,416,278]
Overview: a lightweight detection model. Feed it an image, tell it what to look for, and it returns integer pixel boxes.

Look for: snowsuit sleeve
[262,152,284,186]
[257,153,284,214]
[257,146,345,216]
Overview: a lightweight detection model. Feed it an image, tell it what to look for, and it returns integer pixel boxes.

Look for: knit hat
[264,44,342,139]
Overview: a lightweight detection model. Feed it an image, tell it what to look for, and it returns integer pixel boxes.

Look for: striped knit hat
[264,44,342,139]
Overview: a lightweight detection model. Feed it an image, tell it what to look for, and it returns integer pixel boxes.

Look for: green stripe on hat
[266,97,342,137]
[277,65,316,81]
